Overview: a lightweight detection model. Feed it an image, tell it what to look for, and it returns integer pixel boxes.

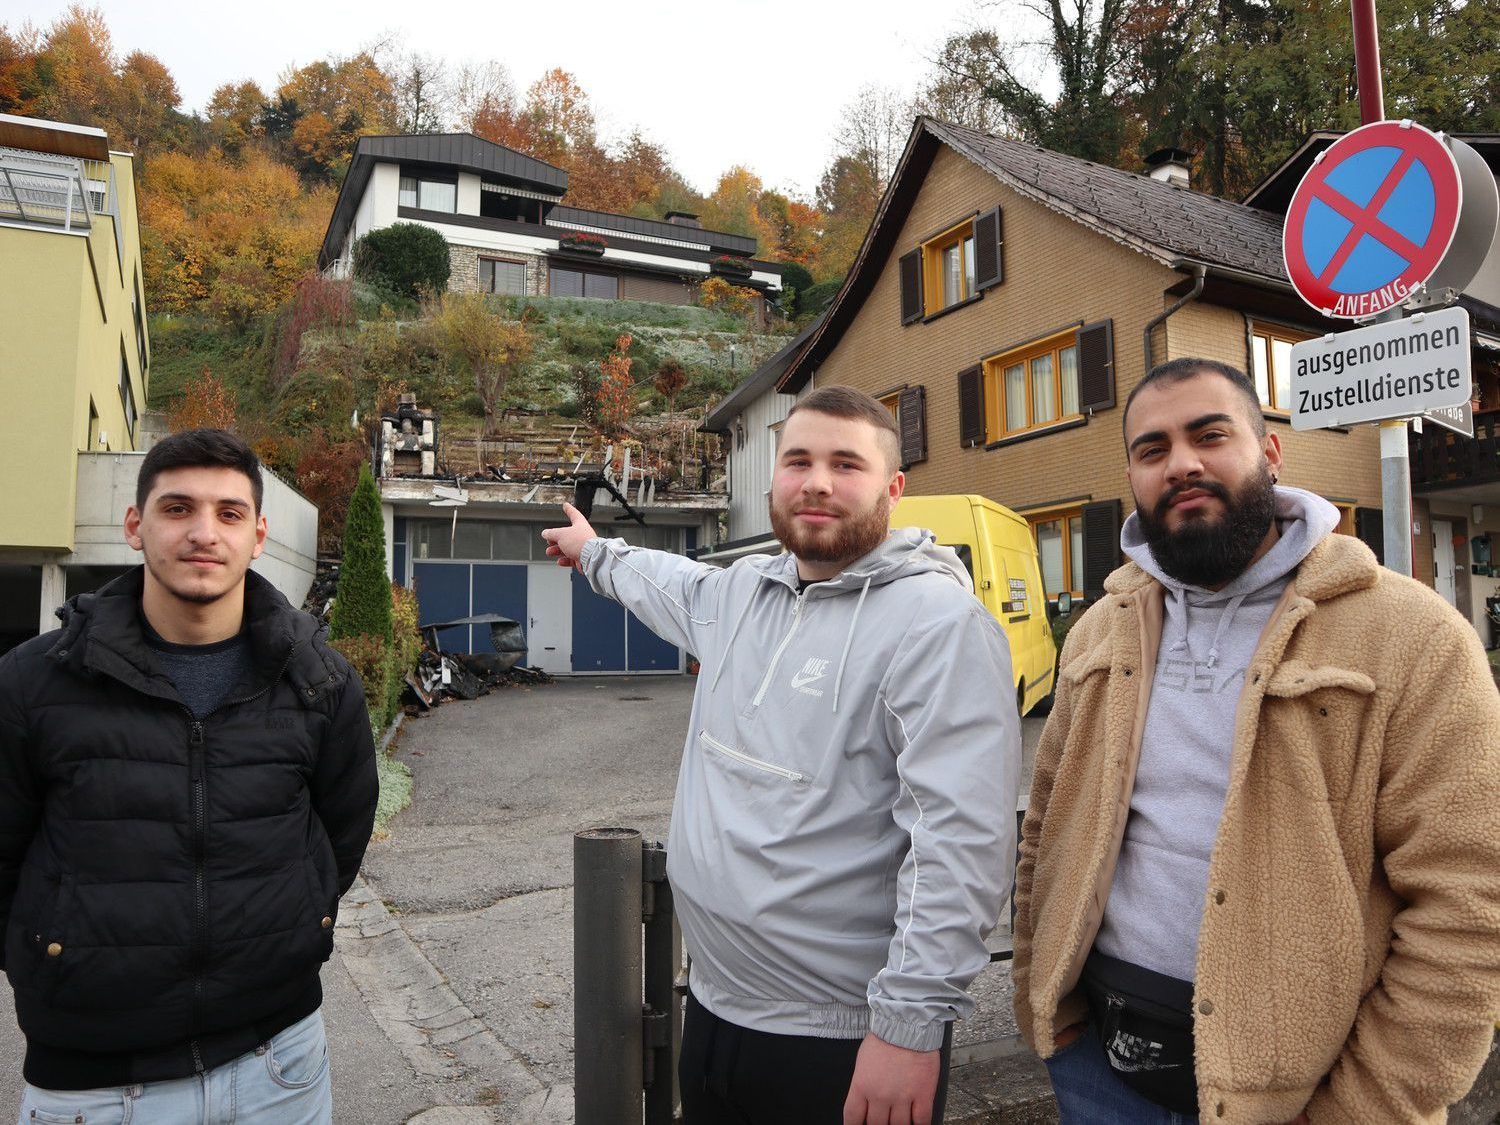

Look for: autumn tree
[596,334,636,439]
[653,359,689,415]
[813,155,881,281]
[273,52,397,182]
[204,80,268,157]
[139,148,335,322]
[294,430,367,554]
[437,294,534,433]
[0,24,41,115]
[168,369,237,433]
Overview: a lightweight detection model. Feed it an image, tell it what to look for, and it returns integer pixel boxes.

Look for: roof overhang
[0,113,109,162]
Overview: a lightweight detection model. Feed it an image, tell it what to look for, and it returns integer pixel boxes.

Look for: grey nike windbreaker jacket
[581,527,1021,1051]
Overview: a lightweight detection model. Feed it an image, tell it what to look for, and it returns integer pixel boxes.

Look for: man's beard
[769,494,891,568]
[1135,462,1276,588]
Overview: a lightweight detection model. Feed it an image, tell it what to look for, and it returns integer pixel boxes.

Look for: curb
[336,876,573,1123]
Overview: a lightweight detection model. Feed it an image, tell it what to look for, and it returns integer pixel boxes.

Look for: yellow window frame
[1250,322,1315,412]
[1025,505,1085,599]
[983,329,1082,439]
[921,220,975,316]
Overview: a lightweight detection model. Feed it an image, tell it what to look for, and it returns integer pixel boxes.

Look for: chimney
[1144,147,1193,190]
[664,210,703,228]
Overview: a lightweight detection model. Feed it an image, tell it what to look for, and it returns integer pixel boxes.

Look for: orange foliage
[294,431,368,555]
[168,369,237,433]
[698,276,759,318]
[596,334,636,439]
[139,149,335,321]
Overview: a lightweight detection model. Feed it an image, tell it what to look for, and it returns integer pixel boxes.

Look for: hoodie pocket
[699,730,810,785]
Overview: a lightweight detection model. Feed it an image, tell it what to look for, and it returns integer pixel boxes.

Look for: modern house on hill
[710,116,1500,641]
[0,113,317,654]
[317,133,784,322]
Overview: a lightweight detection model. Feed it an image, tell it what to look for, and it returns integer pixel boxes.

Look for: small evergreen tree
[329,464,394,644]
[353,222,451,301]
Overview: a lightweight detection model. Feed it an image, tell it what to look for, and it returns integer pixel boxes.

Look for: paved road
[0,675,1045,1121]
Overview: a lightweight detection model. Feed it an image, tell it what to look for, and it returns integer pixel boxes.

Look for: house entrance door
[1434,519,1458,608]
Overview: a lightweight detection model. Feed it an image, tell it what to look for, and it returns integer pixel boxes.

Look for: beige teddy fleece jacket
[1012,531,1500,1123]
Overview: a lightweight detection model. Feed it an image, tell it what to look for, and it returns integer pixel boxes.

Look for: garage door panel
[627,612,679,671]
[571,572,626,672]
[413,563,472,652]
[471,563,528,655]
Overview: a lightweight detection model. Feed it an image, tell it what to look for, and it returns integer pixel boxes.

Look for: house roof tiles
[925,118,1288,283]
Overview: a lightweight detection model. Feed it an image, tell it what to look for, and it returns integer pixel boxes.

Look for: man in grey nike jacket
[543,386,1020,1125]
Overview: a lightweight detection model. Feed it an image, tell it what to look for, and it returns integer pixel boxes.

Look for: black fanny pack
[1081,949,1198,1115]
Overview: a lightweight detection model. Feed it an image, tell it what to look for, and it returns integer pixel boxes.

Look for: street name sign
[1289,305,1471,430]
[1284,121,1463,318]
[1420,400,1474,438]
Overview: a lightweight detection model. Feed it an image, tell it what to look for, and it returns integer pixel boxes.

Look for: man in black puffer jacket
[0,429,378,1123]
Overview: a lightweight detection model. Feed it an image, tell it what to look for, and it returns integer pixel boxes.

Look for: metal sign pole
[1380,417,1414,576]
[1351,0,1415,576]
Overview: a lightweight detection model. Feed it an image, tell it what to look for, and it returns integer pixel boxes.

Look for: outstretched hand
[540,502,597,572]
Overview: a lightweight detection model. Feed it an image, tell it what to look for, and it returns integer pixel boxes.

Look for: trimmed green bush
[330,464,394,645]
[330,633,393,728]
[778,263,814,314]
[801,279,842,318]
[353,222,451,302]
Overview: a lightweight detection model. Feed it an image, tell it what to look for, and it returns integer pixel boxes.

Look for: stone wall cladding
[447,243,545,296]
[810,145,1384,525]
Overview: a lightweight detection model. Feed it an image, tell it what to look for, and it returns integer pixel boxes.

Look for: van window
[941,543,974,584]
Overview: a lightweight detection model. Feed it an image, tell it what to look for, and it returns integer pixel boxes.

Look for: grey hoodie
[1093,486,1340,981]
[581,527,1021,1051]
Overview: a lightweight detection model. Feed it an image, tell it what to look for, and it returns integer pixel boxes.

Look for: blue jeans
[16,1009,332,1125]
[1044,1026,1199,1125]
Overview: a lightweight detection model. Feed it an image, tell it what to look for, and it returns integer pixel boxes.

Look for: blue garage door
[570,573,680,673]
[413,562,527,655]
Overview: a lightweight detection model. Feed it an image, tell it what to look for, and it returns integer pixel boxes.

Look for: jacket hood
[743,526,973,594]
[1119,485,1340,670]
[50,567,338,706]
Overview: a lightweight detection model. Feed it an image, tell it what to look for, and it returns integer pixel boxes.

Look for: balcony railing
[1411,407,1500,491]
[0,147,114,233]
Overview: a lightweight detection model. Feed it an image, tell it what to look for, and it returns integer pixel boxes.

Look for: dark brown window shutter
[1077,319,1116,412]
[1081,499,1122,602]
[957,365,985,447]
[899,250,922,325]
[972,206,1004,290]
[1355,507,1385,564]
[898,385,927,468]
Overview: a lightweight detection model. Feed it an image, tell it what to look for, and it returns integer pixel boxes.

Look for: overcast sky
[13,0,1012,198]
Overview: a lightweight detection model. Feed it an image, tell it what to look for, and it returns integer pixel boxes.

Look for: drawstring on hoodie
[711,597,756,692]
[1165,588,1250,670]
[830,576,871,714]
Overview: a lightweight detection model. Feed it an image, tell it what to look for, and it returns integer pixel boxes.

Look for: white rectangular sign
[1290,306,1471,431]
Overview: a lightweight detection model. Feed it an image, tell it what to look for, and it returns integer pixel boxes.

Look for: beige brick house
[768,118,1500,635]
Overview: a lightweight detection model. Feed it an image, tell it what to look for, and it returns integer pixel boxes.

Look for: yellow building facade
[0,114,149,647]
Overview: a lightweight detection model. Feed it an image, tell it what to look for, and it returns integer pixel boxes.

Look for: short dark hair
[1123,358,1267,446]
[136,429,264,513]
[786,385,902,472]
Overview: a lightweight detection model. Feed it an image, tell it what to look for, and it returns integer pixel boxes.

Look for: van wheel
[1016,680,1026,717]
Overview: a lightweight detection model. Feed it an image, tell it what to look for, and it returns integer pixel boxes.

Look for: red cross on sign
[1283,121,1463,318]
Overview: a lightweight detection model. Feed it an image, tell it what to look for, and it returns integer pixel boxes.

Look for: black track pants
[678,990,952,1125]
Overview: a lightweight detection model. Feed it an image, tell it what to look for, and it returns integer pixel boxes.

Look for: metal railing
[1411,408,1500,491]
[0,148,113,233]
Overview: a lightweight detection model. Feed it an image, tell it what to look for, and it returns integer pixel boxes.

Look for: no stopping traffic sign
[1283,121,1462,319]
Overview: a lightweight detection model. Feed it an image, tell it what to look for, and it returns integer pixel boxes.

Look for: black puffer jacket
[0,568,379,1089]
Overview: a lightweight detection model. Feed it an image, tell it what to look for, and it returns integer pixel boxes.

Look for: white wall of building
[457,171,482,216]
[350,162,400,252]
[724,386,804,544]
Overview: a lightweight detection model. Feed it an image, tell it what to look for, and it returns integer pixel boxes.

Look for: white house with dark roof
[317,133,782,319]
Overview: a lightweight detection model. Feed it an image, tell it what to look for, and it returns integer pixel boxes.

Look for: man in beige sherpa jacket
[1013,358,1500,1124]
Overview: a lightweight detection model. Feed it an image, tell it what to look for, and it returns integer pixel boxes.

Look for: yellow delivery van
[891,494,1059,716]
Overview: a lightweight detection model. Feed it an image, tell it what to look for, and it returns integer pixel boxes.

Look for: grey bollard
[575,827,643,1125]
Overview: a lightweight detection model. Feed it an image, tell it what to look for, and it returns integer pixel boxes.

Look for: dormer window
[399,174,456,213]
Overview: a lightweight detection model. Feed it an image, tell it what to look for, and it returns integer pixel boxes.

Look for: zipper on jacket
[700,730,808,783]
[750,592,805,708]
[181,643,303,1073]
[188,719,208,1073]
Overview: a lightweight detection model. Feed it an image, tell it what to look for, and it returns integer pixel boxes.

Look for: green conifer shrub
[329,463,394,645]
